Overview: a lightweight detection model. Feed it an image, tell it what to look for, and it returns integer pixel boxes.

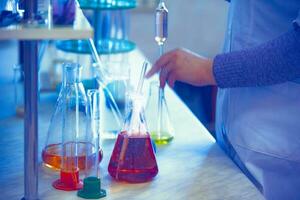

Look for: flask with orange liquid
[42,62,103,172]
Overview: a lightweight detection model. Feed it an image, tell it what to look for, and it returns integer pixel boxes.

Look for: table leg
[22,41,39,200]
[22,0,39,199]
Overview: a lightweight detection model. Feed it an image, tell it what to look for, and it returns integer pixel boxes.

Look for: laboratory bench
[0,50,264,200]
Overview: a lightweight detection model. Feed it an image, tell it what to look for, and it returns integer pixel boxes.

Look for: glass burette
[153,0,174,144]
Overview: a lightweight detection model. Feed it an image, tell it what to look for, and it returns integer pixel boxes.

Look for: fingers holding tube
[167,71,177,88]
[146,51,173,78]
[146,49,181,88]
[159,62,173,88]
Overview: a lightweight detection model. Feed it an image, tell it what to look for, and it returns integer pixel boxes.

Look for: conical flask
[146,81,174,145]
[108,92,158,183]
[42,62,102,172]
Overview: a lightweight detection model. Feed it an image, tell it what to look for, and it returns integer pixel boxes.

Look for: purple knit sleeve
[213,27,300,88]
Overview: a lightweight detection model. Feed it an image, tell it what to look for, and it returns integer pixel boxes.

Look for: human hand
[146,48,216,88]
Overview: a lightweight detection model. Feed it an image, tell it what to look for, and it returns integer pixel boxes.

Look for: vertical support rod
[23,40,39,200]
[22,0,39,200]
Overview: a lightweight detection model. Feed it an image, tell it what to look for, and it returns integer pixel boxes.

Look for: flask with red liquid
[108,62,158,183]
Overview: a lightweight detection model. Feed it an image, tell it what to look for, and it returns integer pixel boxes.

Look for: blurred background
[0,0,228,134]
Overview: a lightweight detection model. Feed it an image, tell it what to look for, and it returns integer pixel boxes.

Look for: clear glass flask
[152,1,174,145]
[108,92,158,183]
[51,63,85,191]
[13,64,24,117]
[146,81,174,145]
[42,63,102,171]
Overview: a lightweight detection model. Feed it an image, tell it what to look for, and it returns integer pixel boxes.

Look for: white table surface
[0,50,264,200]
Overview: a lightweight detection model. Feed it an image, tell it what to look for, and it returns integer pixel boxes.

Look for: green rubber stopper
[77,177,107,199]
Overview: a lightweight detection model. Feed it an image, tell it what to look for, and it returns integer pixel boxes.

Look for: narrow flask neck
[127,93,144,111]
[62,63,82,86]
[149,81,160,97]
[124,92,147,134]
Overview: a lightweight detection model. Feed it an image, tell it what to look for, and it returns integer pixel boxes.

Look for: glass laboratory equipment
[98,84,123,139]
[146,81,174,144]
[108,62,158,183]
[79,0,136,10]
[108,92,158,183]
[52,133,83,191]
[91,60,128,139]
[6,0,18,13]
[13,64,24,117]
[51,63,85,191]
[37,0,51,23]
[155,0,168,46]
[42,63,103,171]
[105,79,127,110]
[1,0,21,26]
[152,0,174,144]
[56,2,136,54]
[54,0,137,140]
[77,89,106,199]
[102,53,131,112]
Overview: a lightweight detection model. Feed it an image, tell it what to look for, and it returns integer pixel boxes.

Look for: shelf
[79,0,136,10]
[56,39,135,54]
[0,6,93,40]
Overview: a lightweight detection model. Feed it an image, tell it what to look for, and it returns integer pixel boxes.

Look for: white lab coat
[215,1,300,199]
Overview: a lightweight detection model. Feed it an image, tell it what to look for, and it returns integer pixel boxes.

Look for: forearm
[213,27,300,88]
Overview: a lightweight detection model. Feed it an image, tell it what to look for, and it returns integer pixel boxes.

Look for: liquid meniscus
[150,131,174,145]
[42,142,103,171]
